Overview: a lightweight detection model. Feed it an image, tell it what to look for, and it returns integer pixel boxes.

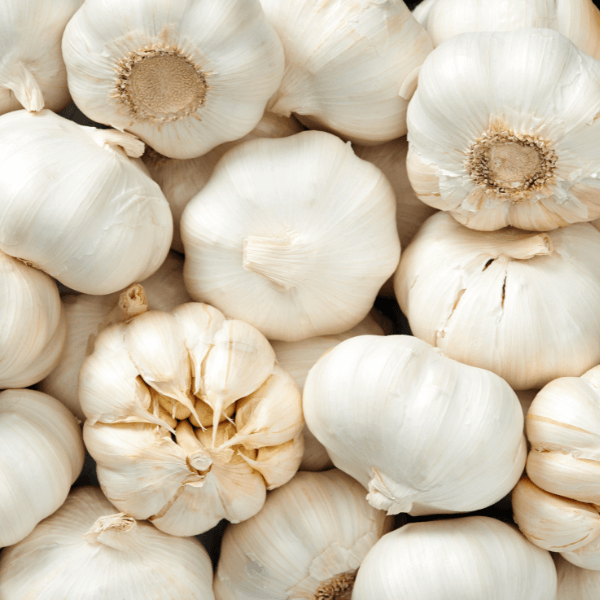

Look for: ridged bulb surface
[557,555,600,599]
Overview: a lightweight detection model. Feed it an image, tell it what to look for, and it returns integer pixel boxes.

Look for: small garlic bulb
[215,469,393,600]
[63,0,284,159]
[557,555,600,599]
[0,486,215,599]
[407,28,600,231]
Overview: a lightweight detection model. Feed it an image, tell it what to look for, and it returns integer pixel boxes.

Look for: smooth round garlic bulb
[557,555,600,599]
[395,212,600,390]
[39,252,191,420]
[261,0,432,145]
[62,0,284,160]
[303,335,526,517]
[352,516,557,600]
[215,470,393,600]
[0,0,83,116]
[181,130,400,342]
[0,109,172,295]
[80,302,304,536]
[0,389,84,547]
[0,487,214,600]
[407,28,600,231]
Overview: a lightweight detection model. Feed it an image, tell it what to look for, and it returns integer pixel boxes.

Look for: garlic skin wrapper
[261,0,432,145]
[303,335,526,516]
[0,390,84,548]
[39,252,191,421]
[143,113,303,253]
[0,487,214,600]
[182,130,400,342]
[352,516,557,600]
[80,302,304,536]
[215,470,393,600]
[407,28,600,231]
[395,212,600,390]
[0,0,83,115]
[557,555,600,599]
[0,109,172,295]
[63,0,284,160]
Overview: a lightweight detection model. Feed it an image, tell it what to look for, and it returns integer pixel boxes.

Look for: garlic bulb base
[0,60,44,112]
[313,570,357,600]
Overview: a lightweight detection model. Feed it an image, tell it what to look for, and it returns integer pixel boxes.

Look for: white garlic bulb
[63,0,284,159]
[215,469,393,600]
[407,28,600,231]
[0,389,84,547]
[303,335,526,517]
[352,516,557,600]
[0,109,172,295]
[395,212,600,390]
[0,486,215,599]
[0,0,83,115]
[557,555,600,599]
[181,130,400,342]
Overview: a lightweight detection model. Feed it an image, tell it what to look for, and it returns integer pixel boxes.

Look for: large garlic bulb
[395,212,600,390]
[407,28,600,231]
[0,109,172,294]
[0,390,84,547]
[0,486,214,599]
[352,516,557,600]
[557,555,600,599]
[303,335,526,517]
[215,470,393,600]
[181,130,400,342]
[63,0,284,159]
[80,302,304,536]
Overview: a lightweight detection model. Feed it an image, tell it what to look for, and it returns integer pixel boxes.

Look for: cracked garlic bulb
[80,302,304,536]
[63,0,284,159]
[303,335,526,517]
[395,212,600,390]
[407,28,600,231]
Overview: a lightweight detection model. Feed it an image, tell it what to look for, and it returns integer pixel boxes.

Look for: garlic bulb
[557,555,600,599]
[39,252,191,420]
[407,28,600,231]
[0,109,172,294]
[80,302,304,536]
[352,516,557,600]
[0,0,83,115]
[0,486,214,599]
[261,0,432,145]
[181,130,400,342]
[0,389,84,547]
[63,0,284,160]
[143,112,303,253]
[303,334,526,516]
[215,469,393,600]
[395,212,600,390]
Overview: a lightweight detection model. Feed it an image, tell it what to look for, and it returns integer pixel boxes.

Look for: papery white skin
[0,109,172,294]
[0,487,215,600]
[557,555,600,599]
[181,130,400,342]
[214,470,393,600]
[395,212,600,390]
[63,0,284,159]
[407,28,600,231]
[260,0,432,145]
[0,0,83,115]
[0,390,84,547]
[303,335,526,517]
[352,516,557,600]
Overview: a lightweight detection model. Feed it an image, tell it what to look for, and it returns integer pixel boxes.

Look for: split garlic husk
[215,469,393,600]
[39,252,191,420]
[303,335,526,516]
[407,28,600,231]
[352,516,557,600]
[0,109,172,295]
[62,0,284,159]
[0,486,214,599]
[557,555,600,599]
[0,389,84,548]
[0,0,83,115]
[181,130,400,342]
[80,302,304,536]
[395,212,600,390]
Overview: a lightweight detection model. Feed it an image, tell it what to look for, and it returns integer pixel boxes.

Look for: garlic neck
[0,60,44,112]
[84,513,138,552]
[486,232,553,261]
[84,128,145,158]
[312,570,357,600]
[117,284,149,321]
